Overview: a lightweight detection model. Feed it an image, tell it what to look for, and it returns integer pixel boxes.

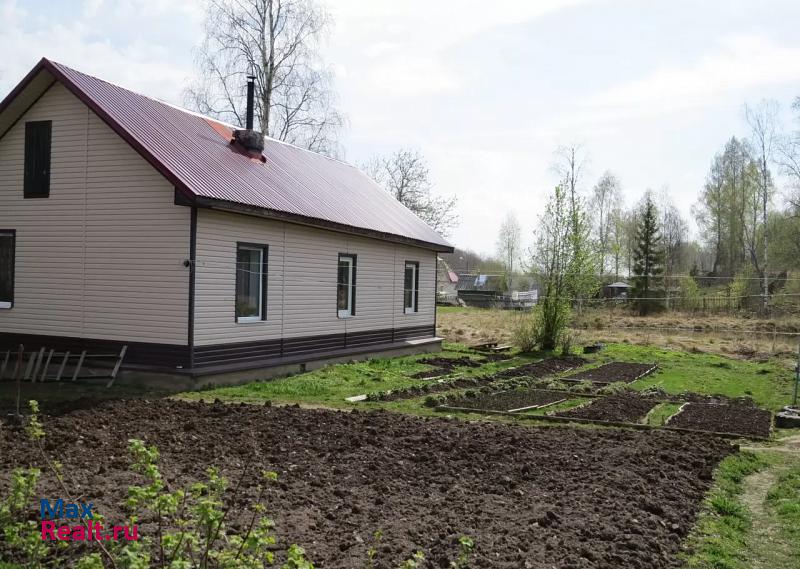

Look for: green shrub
[511,312,541,352]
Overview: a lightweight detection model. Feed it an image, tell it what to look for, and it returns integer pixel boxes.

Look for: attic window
[24,121,52,198]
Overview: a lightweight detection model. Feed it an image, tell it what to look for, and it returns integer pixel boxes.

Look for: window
[24,121,52,198]
[235,243,267,322]
[0,231,14,309]
[404,261,419,314]
[337,254,356,318]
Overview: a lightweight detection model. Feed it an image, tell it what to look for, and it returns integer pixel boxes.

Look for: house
[455,273,505,307]
[602,281,632,299]
[0,58,452,386]
[436,258,459,304]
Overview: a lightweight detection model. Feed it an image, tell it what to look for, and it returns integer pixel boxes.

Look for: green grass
[683,451,771,569]
[766,463,800,563]
[178,345,538,408]
[598,343,793,411]
[645,402,684,426]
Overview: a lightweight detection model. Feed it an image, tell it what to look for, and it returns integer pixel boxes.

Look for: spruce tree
[631,196,664,315]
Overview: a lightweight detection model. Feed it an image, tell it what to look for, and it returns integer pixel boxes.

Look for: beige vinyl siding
[193,209,436,346]
[0,83,190,344]
[194,209,285,345]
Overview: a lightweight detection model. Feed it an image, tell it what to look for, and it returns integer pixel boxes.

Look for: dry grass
[437,306,799,368]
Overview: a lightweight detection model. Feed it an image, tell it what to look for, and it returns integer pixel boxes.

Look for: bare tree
[552,144,587,213]
[496,213,522,291]
[745,100,779,311]
[363,149,458,236]
[184,0,345,156]
[591,171,622,275]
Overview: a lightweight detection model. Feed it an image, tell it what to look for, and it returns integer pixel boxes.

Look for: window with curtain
[236,243,267,322]
[337,255,356,318]
[404,262,419,313]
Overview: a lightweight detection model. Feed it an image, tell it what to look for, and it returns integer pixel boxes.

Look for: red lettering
[57,525,71,540]
[41,520,56,540]
[123,525,138,541]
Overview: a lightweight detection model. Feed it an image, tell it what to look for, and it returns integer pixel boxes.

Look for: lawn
[596,343,794,411]
[179,341,795,414]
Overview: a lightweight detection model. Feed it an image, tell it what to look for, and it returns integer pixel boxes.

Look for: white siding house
[0,59,451,382]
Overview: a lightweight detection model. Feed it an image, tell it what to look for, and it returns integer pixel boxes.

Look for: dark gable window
[24,121,52,199]
[404,261,419,313]
[337,254,356,318]
[235,243,268,322]
[0,231,15,308]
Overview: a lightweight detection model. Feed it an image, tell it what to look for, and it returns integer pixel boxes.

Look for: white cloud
[580,35,800,122]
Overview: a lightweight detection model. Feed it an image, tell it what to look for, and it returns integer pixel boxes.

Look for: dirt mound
[0,399,734,568]
[667,402,772,438]
[410,356,483,378]
[442,389,566,412]
[556,393,660,423]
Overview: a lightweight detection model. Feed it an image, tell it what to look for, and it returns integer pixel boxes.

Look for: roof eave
[193,196,455,253]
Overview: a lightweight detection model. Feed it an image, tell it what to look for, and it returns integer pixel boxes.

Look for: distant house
[0,58,453,385]
[602,281,632,299]
[436,258,459,304]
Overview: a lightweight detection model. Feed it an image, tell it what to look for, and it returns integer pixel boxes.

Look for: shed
[0,58,453,386]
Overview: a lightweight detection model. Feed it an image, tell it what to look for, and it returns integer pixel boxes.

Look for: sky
[2,0,800,255]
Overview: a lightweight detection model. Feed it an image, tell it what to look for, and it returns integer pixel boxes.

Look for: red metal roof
[0,59,453,252]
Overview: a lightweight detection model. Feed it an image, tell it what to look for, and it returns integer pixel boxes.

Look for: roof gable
[0,58,453,252]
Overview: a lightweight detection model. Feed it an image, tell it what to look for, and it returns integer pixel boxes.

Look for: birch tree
[363,149,459,236]
[185,0,344,156]
[496,213,522,291]
[745,100,779,311]
[591,171,622,275]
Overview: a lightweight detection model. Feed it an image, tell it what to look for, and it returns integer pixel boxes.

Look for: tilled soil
[410,356,483,379]
[555,393,660,423]
[563,362,657,384]
[373,356,584,402]
[667,402,773,438]
[441,389,567,412]
[0,399,734,568]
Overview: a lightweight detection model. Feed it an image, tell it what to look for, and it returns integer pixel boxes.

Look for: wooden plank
[71,351,86,382]
[0,350,9,380]
[30,348,45,383]
[40,349,54,382]
[55,351,70,381]
[106,345,127,387]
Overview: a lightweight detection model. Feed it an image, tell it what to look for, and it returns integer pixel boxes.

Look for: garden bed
[0,399,734,568]
[666,402,772,438]
[554,393,661,423]
[368,356,584,402]
[438,389,566,412]
[562,362,657,384]
[410,356,484,379]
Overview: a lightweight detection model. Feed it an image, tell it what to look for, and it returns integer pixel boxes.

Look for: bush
[511,312,541,352]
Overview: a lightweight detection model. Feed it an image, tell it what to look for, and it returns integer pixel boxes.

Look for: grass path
[741,466,794,568]
[740,435,800,569]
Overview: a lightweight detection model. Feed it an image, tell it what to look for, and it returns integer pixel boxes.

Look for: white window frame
[236,245,264,323]
[404,262,418,314]
[337,255,354,319]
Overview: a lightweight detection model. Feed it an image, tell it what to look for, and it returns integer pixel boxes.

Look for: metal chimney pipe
[245,75,255,130]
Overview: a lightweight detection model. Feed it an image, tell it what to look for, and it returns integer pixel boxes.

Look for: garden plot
[554,392,660,423]
[410,356,483,379]
[562,361,657,384]
[438,389,567,412]
[368,356,584,402]
[667,402,772,438]
[0,399,734,568]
